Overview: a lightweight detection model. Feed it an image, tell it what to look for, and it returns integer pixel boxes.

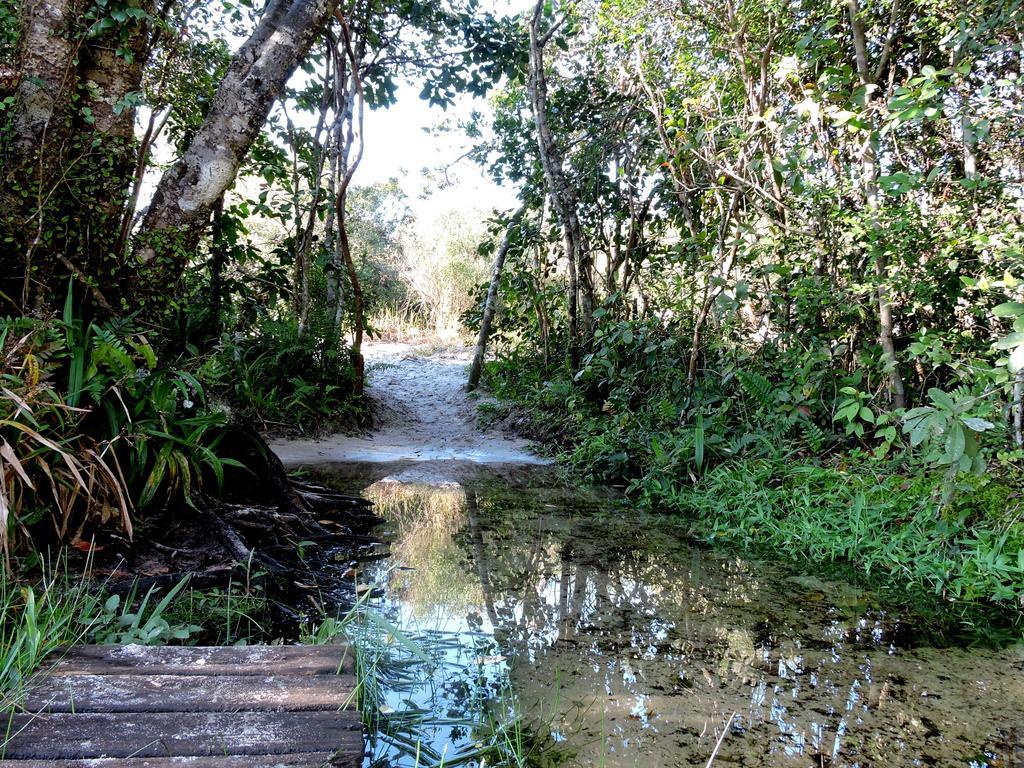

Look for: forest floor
[271,341,549,469]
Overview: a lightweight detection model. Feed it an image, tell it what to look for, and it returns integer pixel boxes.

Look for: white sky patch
[359,83,520,223]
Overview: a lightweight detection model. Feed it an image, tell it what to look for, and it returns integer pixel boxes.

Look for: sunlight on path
[271,342,549,466]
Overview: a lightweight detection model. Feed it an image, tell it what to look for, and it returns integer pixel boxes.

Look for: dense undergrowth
[659,460,1023,608]
[196,317,366,435]
[479,323,1024,632]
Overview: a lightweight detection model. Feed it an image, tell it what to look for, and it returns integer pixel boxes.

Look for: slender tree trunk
[1013,369,1023,447]
[116,107,170,256]
[533,211,551,367]
[324,144,345,333]
[848,0,907,409]
[294,73,332,339]
[468,210,522,391]
[337,216,365,393]
[208,194,228,338]
[527,0,592,370]
[330,17,367,394]
[686,192,740,386]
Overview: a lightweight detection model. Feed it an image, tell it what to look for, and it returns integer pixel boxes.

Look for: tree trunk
[848,0,907,409]
[208,195,228,338]
[337,208,365,394]
[467,211,522,391]
[1,0,149,313]
[527,0,592,370]
[329,17,367,394]
[1012,369,1023,447]
[324,151,346,333]
[6,0,84,163]
[134,0,337,307]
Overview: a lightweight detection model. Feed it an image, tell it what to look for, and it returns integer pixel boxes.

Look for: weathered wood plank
[1,711,363,761]
[44,645,353,677]
[22,674,355,713]
[0,753,349,767]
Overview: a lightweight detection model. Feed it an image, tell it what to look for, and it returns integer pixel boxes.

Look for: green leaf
[909,421,930,447]
[993,302,1024,318]
[927,388,957,411]
[961,416,994,432]
[995,332,1024,350]
[945,422,966,461]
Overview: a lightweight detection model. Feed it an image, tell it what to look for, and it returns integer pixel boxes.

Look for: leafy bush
[1,305,239,564]
[200,318,364,433]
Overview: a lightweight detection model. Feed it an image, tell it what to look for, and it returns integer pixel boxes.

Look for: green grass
[0,557,278,713]
[0,561,101,706]
[648,458,1024,627]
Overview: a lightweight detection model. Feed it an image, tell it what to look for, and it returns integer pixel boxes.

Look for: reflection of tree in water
[453,483,1024,768]
[363,479,483,616]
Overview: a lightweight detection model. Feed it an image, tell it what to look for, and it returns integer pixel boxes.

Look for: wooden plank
[0,753,350,768]
[1,711,363,761]
[43,645,353,677]
[22,674,356,714]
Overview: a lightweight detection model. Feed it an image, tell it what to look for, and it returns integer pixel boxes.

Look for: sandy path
[270,342,548,466]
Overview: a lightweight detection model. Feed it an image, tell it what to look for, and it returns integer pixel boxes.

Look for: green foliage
[200,319,364,434]
[1,310,240,561]
[902,388,995,478]
[81,576,201,645]
[652,458,1024,617]
[470,2,1024,638]
[0,561,100,699]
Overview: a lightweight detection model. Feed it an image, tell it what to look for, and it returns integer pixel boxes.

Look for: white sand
[270,342,549,466]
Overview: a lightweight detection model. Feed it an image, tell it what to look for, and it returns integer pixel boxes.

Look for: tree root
[103,427,383,628]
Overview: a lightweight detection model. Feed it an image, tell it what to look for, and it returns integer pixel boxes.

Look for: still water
[315,461,1024,768]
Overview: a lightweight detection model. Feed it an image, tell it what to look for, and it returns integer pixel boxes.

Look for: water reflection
[331,466,1024,768]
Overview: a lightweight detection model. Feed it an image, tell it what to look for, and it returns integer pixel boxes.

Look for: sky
[358,83,519,224]
[355,0,535,224]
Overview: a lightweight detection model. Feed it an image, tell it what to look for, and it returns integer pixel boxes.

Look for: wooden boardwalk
[1,645,362,767]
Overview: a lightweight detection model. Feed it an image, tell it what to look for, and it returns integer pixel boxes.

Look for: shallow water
[316,462,1024,768]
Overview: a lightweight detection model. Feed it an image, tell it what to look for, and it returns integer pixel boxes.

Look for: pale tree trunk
[5,0,81,309]
[324,141,345,331]
[527,0,593,370]
[7,0,84,163]
[533,203,551,367]
[467,209,524,391]
[135,0,337,305]
[330,17,367,394]
[848,0,907,409]
[1,0,155,314]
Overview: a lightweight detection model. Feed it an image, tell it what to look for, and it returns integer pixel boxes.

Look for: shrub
[1,307,239,566]
[200,318,364,434]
